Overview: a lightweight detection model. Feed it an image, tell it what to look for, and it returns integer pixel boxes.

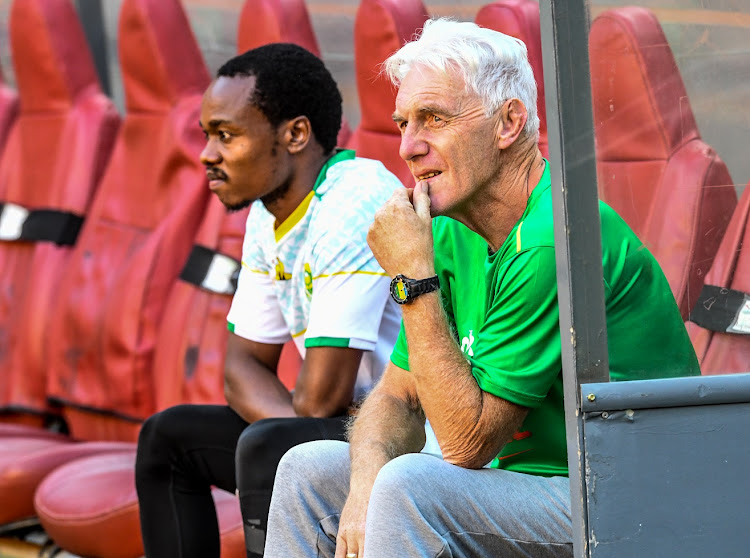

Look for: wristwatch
[390,274,440,305]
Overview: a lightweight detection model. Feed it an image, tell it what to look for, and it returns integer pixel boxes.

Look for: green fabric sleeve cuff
[472,365,549,409]
[305,336,351,348]
[389,350,410,371]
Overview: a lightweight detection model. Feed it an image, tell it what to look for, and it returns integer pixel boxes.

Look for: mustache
[206,168,227,181]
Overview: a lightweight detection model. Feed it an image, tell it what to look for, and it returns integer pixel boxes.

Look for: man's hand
[367,181,435,279]
[334,489,370,558]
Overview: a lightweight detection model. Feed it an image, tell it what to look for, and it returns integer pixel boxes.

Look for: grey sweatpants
[264,440,573,558]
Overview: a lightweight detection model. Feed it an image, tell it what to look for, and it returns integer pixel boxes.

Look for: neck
[264,147,330,225]
[459,140,544,252]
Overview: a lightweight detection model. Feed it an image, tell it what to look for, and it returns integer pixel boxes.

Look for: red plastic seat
[43,0,210,441]
[589,7,737,319]
[687,182,750,373]
[237,0,350,147]
[0,0,209,530]
[475,0,548,157]
[0,67,18,157]
[345,0,430,186]
[0,0,119,428]
[237,0,320,55]
[36,452,244,558]
[33,203,259,557]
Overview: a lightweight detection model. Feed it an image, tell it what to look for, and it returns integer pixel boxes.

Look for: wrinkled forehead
[394,64,477,114]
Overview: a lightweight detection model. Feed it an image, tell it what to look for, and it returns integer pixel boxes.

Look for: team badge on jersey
[304,262,313,299]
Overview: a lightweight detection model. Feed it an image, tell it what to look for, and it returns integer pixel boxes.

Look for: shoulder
[313,157,402,226]
[317,157,402,204]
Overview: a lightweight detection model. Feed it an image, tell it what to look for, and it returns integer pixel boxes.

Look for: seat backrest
[687,183,750,374]
[0,68,18,157]
[589,7,737,319]
[0,0,119,425]
[237,0,320,55]
[237,0,350,147]
[44,0,210,442]
[151,201,248,410]
[345,0,429,186]
[475,0,547,157]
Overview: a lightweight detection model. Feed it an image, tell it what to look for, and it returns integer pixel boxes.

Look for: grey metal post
[74,0,111,96]
[539,1,610,556]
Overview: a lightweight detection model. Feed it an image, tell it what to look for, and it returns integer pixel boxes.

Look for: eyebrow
[392,105,451,123]
[199,119,231,130]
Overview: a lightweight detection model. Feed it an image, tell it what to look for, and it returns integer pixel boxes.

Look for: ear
[496,98,528,150]
[282,116,312,155]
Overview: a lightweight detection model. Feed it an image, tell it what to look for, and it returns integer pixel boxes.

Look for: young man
[263,20,701,558]
[134,44,402,558]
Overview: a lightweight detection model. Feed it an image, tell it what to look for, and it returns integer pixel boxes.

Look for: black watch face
[390,276,410,304]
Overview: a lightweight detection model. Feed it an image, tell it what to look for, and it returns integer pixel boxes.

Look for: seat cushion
[36,450,245,558]
[0,438,133,524]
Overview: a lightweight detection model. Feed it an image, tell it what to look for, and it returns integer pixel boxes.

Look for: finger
[334,535,347,558]
[413,181,432,220]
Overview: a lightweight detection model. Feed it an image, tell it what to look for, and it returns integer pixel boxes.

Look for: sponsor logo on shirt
[304,262,313,299]
[461,329,475,357]
[275,257,291,281]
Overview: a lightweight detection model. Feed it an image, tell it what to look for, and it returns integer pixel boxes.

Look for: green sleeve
[389,320,409,370]
[471,246,562,408]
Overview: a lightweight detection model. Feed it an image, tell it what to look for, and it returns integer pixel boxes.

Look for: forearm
[403,292,517,468]
[224,365,295,423]
[348,388,425,498]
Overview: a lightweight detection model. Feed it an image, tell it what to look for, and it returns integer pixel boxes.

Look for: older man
[264,19,700,558]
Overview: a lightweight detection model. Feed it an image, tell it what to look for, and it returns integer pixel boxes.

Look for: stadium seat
[475,0,548,157]
[0,66,18,156]
[0,0,119,429]
[345,0,430,186]
[0,0,208,530]
[589,6,737,319]
[43,0,210,440]
[237,0,350,147]
[686,182,750,373]
[237,0,320,55]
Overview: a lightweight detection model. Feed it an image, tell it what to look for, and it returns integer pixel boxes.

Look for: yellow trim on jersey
[241,261,268,275]
[516,221,524,253]
[275,190,315,242]
[292,328,307,338]
[312,270,389,280]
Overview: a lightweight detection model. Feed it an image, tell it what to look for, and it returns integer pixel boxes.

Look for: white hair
[384,18,539,139]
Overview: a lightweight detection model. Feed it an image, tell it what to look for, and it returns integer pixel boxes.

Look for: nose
[399,122,429,162]
[200,139,220,167]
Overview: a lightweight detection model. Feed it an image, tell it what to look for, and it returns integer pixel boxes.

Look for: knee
[370,453,438,512]
[136,405,198,471]
[236,418,295,489]
[275,440,349,490]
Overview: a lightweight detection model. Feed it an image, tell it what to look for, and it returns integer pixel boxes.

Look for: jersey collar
[274,149,356,242]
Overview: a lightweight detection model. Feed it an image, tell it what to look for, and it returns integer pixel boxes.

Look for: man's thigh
[366,453,572,558]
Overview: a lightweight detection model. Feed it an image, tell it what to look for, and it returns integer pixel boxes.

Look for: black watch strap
[390,274,440,304]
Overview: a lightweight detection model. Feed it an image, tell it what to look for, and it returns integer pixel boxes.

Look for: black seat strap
[688,284,750,335]
[179,244,240,295]
[0,203,84,246]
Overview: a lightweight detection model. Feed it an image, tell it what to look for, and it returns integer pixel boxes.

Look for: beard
[259,176,292,208]
[223,198,253,213]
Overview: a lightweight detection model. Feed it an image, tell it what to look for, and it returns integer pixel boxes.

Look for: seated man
[263,20,701,558]
[134,44,402,558]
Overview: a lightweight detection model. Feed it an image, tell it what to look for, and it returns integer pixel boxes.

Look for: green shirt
[390,161,700,476]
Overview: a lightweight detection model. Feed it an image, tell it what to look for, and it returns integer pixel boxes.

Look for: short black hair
[217,43,342,153]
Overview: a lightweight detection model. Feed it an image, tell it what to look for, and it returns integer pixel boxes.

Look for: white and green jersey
[227,150,402,399]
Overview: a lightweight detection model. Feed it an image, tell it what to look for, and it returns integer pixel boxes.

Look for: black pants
[135,404,348,558]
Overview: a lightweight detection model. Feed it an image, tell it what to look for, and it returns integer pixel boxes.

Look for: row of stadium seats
[0,0,747,557]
